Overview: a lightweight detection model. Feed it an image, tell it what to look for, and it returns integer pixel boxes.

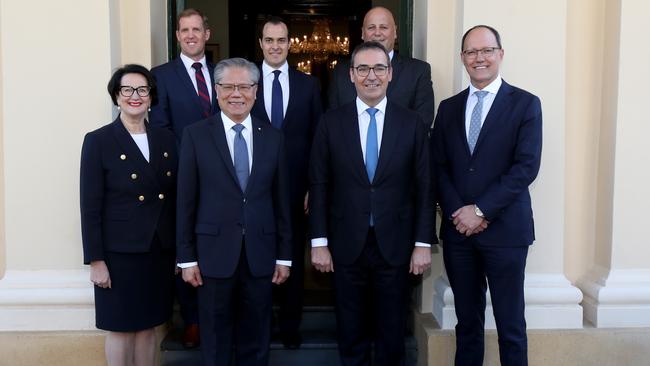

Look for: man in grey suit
[328,6,435,127]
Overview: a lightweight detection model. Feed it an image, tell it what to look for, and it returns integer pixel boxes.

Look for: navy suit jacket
[309,101,435,267]
[150,57,219,141]
[328,53,435,127]
[251,67,322,205]
[176,114,292,278]
[432,80,542,247]
[80,118,177,264]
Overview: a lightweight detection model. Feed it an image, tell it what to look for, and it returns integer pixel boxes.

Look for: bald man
[327,6,435,127]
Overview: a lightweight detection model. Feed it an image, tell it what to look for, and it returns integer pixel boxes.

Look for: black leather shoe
[281,331,302,349]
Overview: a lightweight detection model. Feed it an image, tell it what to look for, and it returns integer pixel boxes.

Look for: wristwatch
[474,204,485,218]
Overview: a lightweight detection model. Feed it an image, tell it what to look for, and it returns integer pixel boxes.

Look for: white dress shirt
[261,61,290,122]
[178,112,291,268]
[179,53,213,101]
[464,75,502,137]
[311,96,431,248]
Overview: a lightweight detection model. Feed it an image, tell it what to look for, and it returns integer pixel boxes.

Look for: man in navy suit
[149,8,217,347]
[150,8,218,142]
[328,6,435,127]
[250,16,322,349]
[310,41,435,366]
[177,57,292,366]
[432,25,543,366]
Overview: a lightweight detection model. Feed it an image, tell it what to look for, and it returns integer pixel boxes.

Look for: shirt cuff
[311,237,328,247]
[177,261,198,268]
[415,242,431,248]
[276,260,292,267]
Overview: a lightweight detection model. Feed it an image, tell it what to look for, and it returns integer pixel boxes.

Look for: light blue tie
[366,107,378,226]
[232,124,249,191]
[468,91,488,154]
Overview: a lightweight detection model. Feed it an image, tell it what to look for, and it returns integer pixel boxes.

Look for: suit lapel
[208,114,240,188]
[388,53,403,98]
[111,118,159,188]
[473,81,513,155]
[173,58,204,112]
[373,102,401,183]
[454,88,471,155]
[283,68,299,130]
[341,104,370,184]
[247,118,266,194]
[207,63,218,113]
[145,122,162,175]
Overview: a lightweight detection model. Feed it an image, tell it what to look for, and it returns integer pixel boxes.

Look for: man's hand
[90,260,112,289]
[272,264,290,285]
[303,192,309,215]
[311,246,334,272]
[452,205,486,236]
[409,247,432,275]
[182,266,203,287]
[468,219,489,235]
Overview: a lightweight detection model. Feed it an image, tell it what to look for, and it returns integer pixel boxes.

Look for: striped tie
[192,62,211,117]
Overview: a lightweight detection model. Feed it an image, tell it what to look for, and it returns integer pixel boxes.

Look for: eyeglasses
[351,64,390,77]
[119,86,151,97]
[216,83,257,94]
[461,47,501,60]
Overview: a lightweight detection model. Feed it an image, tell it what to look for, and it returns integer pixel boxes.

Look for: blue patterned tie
[468,91,488,154]
[366,108,378,226]
[271,70,283,129]
[232,124,249,191]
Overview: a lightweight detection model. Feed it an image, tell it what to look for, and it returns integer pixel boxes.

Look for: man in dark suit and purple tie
[177,57,292,366]
[432,25,543,366]
[250,16,323,349]
[149,8,218,348]
[310,41,435,366]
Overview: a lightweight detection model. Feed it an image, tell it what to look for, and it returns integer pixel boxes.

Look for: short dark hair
[178,8,209,30]
[260,16,287,39]
[106,64,158,106]
[461,25,502,51]
[350,41,390,67]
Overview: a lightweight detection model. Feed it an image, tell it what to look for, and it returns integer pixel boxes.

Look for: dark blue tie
[232,124,249,191]
[366,107,379,226]
[271,70,284,129]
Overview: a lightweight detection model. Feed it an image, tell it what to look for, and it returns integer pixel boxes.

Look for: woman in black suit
[80,64,177,365]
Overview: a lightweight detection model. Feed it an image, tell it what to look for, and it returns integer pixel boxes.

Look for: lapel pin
[258,127,262,131]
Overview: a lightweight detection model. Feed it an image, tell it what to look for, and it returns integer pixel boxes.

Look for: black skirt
[94,236,174,332]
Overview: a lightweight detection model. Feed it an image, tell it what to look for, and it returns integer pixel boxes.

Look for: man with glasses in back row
[432,25,542,366]
[310,41,435,366]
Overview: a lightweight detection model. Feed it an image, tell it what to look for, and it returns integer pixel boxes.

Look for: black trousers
[198,242,273,366]
[276,203,307,334]
[333,228,409,366]
[443,239,529,366]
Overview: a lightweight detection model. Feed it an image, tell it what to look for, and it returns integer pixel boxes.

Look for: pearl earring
[117,106,121,110]
[148,107,151,112]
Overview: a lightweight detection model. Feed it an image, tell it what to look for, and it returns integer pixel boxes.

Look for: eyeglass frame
[461,47,501,60]
[119,86,151,97]
[216,83,257,94]
[350,64,391,77]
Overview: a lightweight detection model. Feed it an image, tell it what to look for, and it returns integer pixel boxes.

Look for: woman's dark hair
[106,64,158,106]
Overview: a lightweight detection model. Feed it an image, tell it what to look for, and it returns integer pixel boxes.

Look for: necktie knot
[273,70,281,79]
[232,124,245,134]
[192,62,202,72]
[366,107,378,118]
[475,90,488,102]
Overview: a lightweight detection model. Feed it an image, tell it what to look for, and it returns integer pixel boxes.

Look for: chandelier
[290,19,349,63]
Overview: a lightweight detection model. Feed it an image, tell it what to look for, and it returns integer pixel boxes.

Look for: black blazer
[327,53,435,127]
[150,57,219,141]
[80,118,177,264]
[251,67,322,205]
[432,80,542,247]
[176,114,292,278]
[309,101,436,267]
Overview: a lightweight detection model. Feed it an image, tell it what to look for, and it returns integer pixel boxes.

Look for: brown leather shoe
[182,324,200,348]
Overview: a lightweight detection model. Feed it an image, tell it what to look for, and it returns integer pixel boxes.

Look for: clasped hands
[182,264,290,287]
[452,204,489,236]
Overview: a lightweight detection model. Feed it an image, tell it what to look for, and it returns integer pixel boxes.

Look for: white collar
[262,60,289,78]
[180,53,207,70]
[356,96,388,116]
[221,112,252,132]
[469,75,502,96]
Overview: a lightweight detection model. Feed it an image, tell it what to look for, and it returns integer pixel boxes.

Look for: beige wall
[0,1,5,278]
[1,0,114,271]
